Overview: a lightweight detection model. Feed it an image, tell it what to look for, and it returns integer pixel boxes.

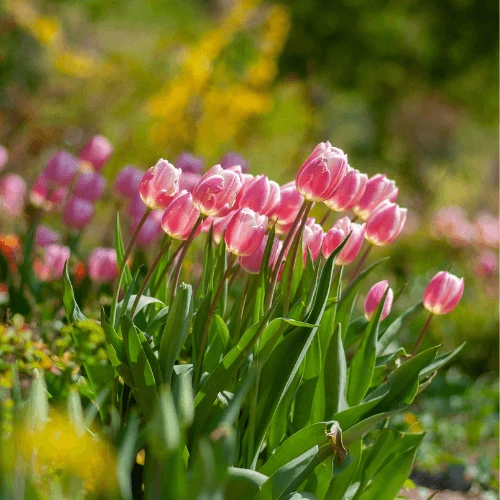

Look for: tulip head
[179,172,202,193]
[324,167,368,212]
[36,225,60,247]
[225,207,267,257]
[133,211,163,247]
[139,159,181,210]
[35,244,70,282]
[474,212,499,248]
[322,217,365,265]
[161,191,201,240]
[238,175,280,216]
[296,142,348,202]
[354,174,398,220]
[79,135,113,171]
[220,152,249,173]
[44,152,79,186]
[269,182,304,234]
[0,174,27,216]
[114,166,144,199]
[364,280,394,321]
[74,172,106,202]
[239,234,279,274]
[423,271,464,315]
[88,248,118,282]
[302,218,324,264]
[365,201,407,246]
[30,175,68,211]
[62,196,95,229]
[175,152,204,174]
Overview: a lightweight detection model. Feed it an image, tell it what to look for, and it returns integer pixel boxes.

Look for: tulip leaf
[418,342,465,380]
[62,261,87,323]
[225,468,268,500]
[324,324,348,418]
[115,212,132,288]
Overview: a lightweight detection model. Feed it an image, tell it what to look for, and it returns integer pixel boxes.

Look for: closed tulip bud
[114,166,144,198]
[322,217,365,265]
[30,175,68,211]
[423,271,464,315]
[220,152,249,173]
[0,174,27,216]
[364,280,394,321]
[44,152,79,186]
[63,196,95,229]
[88,248,118,282]
[325,167,368,212]
[475,251,498,278]
[238,175,280,216]
[161,191,201,240]
[179,172,202,193]
[0,146,8,171]
[74,172,106,202]
[36,225,60,247]
[133,211,163,247]
[296,142,348,202]
[354,174,398,220]
[302,218,323,264]
[225,207,267,257]
[365,201,407,246]
[35,244,70,282]
[139,159,181,210]
[175,152,204,174]
[79,135,113,171]
[192,164,242,217]
[269,182,304,234]
[239,234,279,274]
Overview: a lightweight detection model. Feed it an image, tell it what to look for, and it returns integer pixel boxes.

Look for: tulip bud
[423,271,464,315]
[139,159,181,210]
[353,174,398,220]
[364,281,394,321]
[365,201,407,246]
[239,234,279,274]
[238,175,280,216]
[474,212,499,248]
[88,248,118,282]
[225,207,267,257]
[0,174,27,216]
[79,135,113,171]
[36,225,60,247]
[43,152,79,186]
[322,217,365,265]
[0,146,8,171]
[324,167,368,212]
[30,174,68,211]
[63,196,95,229]
[220,152,249,173]
[175,152,204,174]
[74,172,106,202]
[179,172,202,193]
[192,164,242,217]
[133,211,163,247]
[114,166,144,199]
[431,206,475,245]
[34,244,70,282]
[269,182,304,234]
[475,251,498,278]
[302,218,323,264]
[296,142,348,202]
[161,191,201,240]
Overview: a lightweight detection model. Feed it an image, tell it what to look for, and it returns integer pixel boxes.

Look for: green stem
[412,313,433,356]
[320,209,332,226]
[152,241,184,295]
[234,274,251,344]
[348,244,372,284]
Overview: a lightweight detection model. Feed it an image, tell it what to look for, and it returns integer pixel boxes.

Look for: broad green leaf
[149,388,181,457]
[117,411,139,500]
[115,268,140,328]
[137,326,163,391]
[176,369,194,428]
[225,468,268,500]
[62,262,86,323]
[192,291,212,378]
[281,492,318,500]
[418,342,466,380]
[213,314,230,353]
[343,316,368,349]
[67,389,85,437]
[324,324,348,418]
[26,369,49,433]
[115,212,132,288]
[118,295,165,320]
[146,306,170,342]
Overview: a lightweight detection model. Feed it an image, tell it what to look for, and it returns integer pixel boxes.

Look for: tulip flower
[133,211,163,247]
[269,182,304,234]
[36,225,60,247]
[365,201,407,246]
[364,280,394,321]
[475,251,498,278]
[179,172,202,193]
[34,244,70,282]
[354,174,398,220]
[192,164,242,217]
[225,207,267,257]
[324,167,368,212]
[114,166,144,199]
[239,234,279,274]
[209,212,236,244]
[474,212,499,248]
[322,217,365,265]
[423,271,464,315]
[220,152,249,173]
[139,159,181,210]
[74,172,106,202]
[30,175,68,211]
[431,206,475,246]
[0,146,8,171]
[63,196,95,229]
[238,175,280,216]
[79,135,113,171]
[175,152,204,174]
[161,191,201,240]
[0,174,27,216]
[296,142,348,202]
[88,248,118,282]
[44,152,79,186]
[302,219,324,264]
[128,192,148,220]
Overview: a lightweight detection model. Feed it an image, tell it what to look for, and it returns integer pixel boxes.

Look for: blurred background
[0,0,498,494]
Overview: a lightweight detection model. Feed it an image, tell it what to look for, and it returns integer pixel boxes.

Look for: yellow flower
[54,51,95,78]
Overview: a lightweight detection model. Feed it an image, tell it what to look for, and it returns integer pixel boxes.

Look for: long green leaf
[324,324,348,418]
[115,212,132,288]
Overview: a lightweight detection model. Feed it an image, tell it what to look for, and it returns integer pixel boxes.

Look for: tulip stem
[412,313,433,356]
[152,242,184,295]
[195,253,237,389]
[169,216,203,305]
[110,208,151,326]
[234,275,251,344]
[130,238,172,318]
[320,209,332,226]
[348,244,372,284]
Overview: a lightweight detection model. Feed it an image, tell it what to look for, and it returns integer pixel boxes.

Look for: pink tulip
[234,173,254,207]
[128,192,148,220]
[36,225,60,247]
[133,211,163,247]
[225,207,267,256]
[34,244,70,282]
[423,271,464,315]
[139,159,181,210]
[269,182,304,234]
[364,280,394,321]
[74,172,106,202]
[302,218,323,264]
[161,191,201,240]
[114,166,144,199]
[30,174,68,211]
[431,206,475,246]
[324,167,368,212]
[0,146,8,171]
[475,251,498,278]
[239,234,279,274]
[0,174,27,216]
[296,142,348,202]
[79,135,113,171]
[175,152,204,174]
[322,217,365,265]
[192,164,242,217]
[179,172,202,193]
[44,152,79,186]
[237,175,280,216]
[365,201,407,246]
[63,196,95,229]
[88,248,118,282]
[474,212,499,248]
[220,152,249,173]
[354,174,398,220]
[208,212,236,244]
